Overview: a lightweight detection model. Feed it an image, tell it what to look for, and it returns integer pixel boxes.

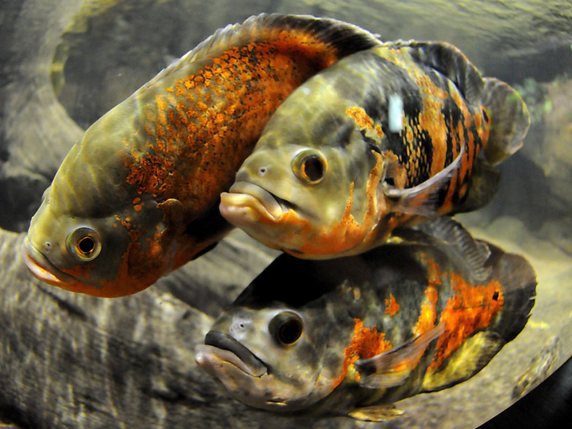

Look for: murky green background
[0,1,570,428]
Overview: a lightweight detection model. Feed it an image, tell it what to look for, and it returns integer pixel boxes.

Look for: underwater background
[0,0,570,428]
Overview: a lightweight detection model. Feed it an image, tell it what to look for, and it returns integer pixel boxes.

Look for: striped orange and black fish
[220,41,530,258]
[22,14,382,297]
[196,219,536,421]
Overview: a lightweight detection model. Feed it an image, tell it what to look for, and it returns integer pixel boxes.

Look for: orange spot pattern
[123,30,340,220]
[430,274,504,369]
[384,292,400,316]
[332,318,392,389]
[375,45,491,213]
[108,28,355,295]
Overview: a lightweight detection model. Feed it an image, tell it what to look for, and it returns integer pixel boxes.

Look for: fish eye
[66,227,102,262]
[292,149,327,185]
[269,311,304,346]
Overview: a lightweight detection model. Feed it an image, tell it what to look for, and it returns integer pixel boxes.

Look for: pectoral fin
[348,404,404,422]
[355,323,444,389]
[158,198,185,234]
[383,146,464,216]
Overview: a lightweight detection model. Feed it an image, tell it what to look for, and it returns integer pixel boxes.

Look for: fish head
[23,191,134,296]
[22,111,187,297]
[220,78,388,258]
[196,307,327,411]
[196,254,350,411]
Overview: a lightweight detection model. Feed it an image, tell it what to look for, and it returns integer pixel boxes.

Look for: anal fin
[348,404,404,422]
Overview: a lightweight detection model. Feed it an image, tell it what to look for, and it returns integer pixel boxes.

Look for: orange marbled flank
[384,292,400,316]
[332,318,392,389]
[430,274,504,369]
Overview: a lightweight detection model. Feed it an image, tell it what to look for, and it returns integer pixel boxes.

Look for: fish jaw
[22,234,137,298]
[220,181,287,227]
[21,237,109,295]
[22,238,76,287]
[195,335,298,410]
[195,341,319,412]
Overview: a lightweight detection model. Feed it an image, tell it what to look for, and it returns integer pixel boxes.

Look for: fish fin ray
[416,217,492,282]
[383,145,464,216]
[348,404,404,422]
[355,323,444,389]
[452,159,501,213]
[481,77,531,165]
[394,41,484,104]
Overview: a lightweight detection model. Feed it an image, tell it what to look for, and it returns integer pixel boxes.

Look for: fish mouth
[195,330,268,378]
[220,181,290,225]
[22,238,77,287]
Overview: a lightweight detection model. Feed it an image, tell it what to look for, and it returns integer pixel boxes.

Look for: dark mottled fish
[220,41,530,258]
[22,14,381,297]
[196,219,536,421]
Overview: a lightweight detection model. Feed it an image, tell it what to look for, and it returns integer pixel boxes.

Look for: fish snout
[198,330,268,377]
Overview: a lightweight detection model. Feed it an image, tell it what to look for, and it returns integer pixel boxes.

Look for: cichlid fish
[196,219,536,421]
[22,14,381,297]
[220,41,530,258]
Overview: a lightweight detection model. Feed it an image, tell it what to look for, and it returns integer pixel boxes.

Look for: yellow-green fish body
[221,41,530,258]
[23,14,381,296]
[196,219,536,420]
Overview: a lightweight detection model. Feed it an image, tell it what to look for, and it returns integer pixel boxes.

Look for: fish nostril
[234,170,250,183]
[43,241,53,253]
[258,166,268,176]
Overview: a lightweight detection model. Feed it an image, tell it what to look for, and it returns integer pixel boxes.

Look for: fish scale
[22,14,382,297]
[196,220,536,420]
[221,41,530,258]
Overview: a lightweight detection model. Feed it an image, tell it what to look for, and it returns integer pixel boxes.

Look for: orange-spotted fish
[196,219,536,420]
[220,41,530,258]
[22,14,382,297]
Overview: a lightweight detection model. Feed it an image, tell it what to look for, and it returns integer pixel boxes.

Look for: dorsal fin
[393,40,484,105]
[417,217,491,282]
[149,14,382,85]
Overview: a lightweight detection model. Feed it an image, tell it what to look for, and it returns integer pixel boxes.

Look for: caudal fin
[486,243,536,342]
[422,238,536,392]
[482,77,531,166]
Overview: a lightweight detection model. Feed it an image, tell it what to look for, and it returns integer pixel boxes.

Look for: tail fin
[482,77,531,166]
[454,78,530,213]
[486,243,536,342]
[422,240,536,392]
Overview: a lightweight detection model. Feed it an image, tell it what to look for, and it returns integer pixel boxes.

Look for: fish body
[22,14,381,297]
[196,219,536,420]
[220,41,530,258]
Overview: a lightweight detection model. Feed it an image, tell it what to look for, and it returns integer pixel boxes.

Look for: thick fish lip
[22,238,76,286]
[220,181,288,224]
[196,330,268,377]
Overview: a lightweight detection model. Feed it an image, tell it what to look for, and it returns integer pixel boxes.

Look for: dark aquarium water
[0,0,570,428]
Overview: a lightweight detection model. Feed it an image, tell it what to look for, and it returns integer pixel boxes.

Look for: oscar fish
[220,41,530,258]
[196,219,536,421]
[22,14,381,297]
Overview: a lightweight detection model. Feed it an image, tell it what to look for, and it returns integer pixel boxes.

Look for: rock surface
[0,0,570,428]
